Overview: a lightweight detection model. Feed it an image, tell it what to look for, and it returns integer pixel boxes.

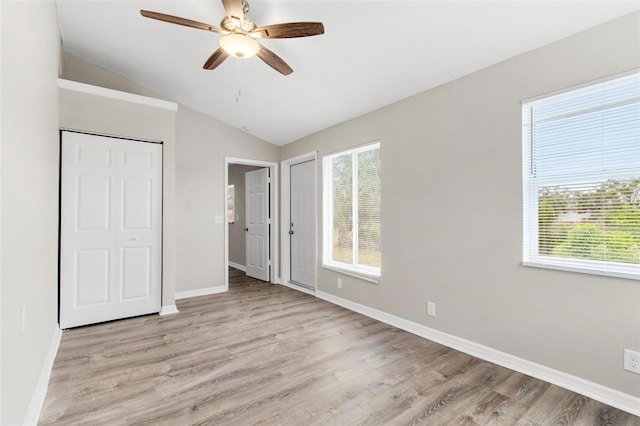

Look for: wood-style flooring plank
[39,268,640,425]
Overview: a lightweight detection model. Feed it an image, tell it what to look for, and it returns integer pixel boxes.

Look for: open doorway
[227,164,263,272]
[224,157,279,290]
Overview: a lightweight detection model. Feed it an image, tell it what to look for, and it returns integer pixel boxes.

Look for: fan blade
[203,48,229,70]
[221,0,245,20]
[141,10,224,33]
[251,22,324,39]
[257,45,293,76]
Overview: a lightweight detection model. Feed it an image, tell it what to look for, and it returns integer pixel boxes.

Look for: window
[522,72,640,279]
[323,142,381,281]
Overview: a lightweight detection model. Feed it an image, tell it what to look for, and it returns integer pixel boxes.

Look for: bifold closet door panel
[115,138,163,320]
[60,132,162,329]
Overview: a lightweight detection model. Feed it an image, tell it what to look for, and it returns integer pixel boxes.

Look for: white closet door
[60,132,162,328]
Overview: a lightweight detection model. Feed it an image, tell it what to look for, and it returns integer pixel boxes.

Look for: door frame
[224,157,279,290]
[281,151,317,294]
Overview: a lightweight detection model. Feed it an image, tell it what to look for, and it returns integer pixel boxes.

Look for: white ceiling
[56,1,639,146]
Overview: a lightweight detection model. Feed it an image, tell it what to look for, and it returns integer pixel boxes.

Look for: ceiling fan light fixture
[219,33,260,58]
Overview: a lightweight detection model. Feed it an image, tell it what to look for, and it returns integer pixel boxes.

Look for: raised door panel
[121,178,152,230]
[76,175,111,231]
[256,235,266,269]
[122,150,153,170]
[76,144,112,167]
[75,249,110,306]
[121,247,151,300]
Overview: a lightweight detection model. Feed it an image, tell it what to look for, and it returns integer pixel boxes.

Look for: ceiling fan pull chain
[236,58,242,104]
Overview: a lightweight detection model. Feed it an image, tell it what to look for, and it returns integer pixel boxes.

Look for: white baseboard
[159,304,179,315]
[24,326,62,426]
[316,290,640,417]
[228,261,246,271]
[281,281,316,296]
[175,286,226,300]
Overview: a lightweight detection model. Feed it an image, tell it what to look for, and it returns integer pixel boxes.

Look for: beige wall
[228,164,262,267]
[175,107,279,291]
[0,1,61,424]
[63,53,167,100]
[280,12,640,397]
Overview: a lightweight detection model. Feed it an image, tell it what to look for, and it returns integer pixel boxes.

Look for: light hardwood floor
[40,268,640,425]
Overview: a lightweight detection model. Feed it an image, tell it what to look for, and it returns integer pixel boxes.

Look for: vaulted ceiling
[56,1,640,146]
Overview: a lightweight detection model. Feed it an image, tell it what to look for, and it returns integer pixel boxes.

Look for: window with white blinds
[522,72,640,279]
[323,142,381,281]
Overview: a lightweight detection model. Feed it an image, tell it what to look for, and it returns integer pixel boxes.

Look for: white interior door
[60,131,162,328]
[290,160,316,288]
[245,168,270,281]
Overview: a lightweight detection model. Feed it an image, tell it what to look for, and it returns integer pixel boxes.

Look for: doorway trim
[224,157,279,291]
[281,151,317,294]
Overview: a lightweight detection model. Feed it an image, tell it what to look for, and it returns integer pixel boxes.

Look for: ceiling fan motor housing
[221,15,255,34]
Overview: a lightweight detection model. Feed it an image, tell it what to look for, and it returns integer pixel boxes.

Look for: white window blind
[323,142,381,281]
[522,72,640,279]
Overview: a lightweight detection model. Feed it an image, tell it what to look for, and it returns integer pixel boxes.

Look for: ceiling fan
[140,0,324,76]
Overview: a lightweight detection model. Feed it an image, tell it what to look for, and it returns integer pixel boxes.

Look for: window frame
[521,72,640,280]
[322,141,381,283]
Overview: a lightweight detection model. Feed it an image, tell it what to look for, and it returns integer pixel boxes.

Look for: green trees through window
[357,148,381,267]
[332,153,353,264]
[538,179,640,264]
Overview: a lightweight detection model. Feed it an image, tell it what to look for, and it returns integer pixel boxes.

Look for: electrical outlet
[427,301,436,317]
[337,278,342,289]
[624,349,640,374]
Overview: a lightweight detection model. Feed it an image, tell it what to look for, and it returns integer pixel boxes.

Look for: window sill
[322,264,380,284]
[523,260,639,281]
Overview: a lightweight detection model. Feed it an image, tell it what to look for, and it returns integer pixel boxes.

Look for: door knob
[244,228,249,232]
[289,230,294,235]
